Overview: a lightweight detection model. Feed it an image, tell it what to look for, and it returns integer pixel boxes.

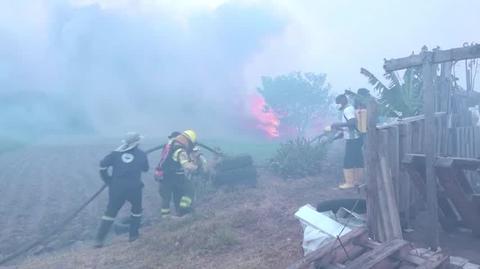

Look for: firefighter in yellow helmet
[155,130,199,217]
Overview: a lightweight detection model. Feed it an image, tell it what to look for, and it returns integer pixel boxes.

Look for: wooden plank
[390,126,401,205]
[435,156,480,170]
[384,44,480,71]
[287,229,367,269]
[356,239,426,266]
[422,58,440,249]
[468,128,471,157]
[460,128,464,157]
[365,99,380,240]
[453,169,475,198]
[343,239,408,269]
[378,130,403,241]
[456,128,461,157]
[400,123,413,228]
[439,62,452,113]
[377,112,446,130]
[474,127,478,158]
[319,240,367,266]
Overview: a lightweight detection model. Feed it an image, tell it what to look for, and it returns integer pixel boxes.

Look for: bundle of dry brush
[268,137,328,179]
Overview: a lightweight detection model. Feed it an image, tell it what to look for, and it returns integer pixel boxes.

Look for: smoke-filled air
[1,1,480,269]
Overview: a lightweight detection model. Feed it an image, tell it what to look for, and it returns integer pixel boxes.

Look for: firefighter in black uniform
[95,132,149,248]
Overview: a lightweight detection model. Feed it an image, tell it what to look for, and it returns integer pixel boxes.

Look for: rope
[0,142,216,266]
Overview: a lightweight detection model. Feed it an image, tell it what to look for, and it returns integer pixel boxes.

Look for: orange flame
[249,94,280,138]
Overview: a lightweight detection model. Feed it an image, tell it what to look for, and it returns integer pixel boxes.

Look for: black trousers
[159,173,194,215]
[105,183,143,218]
[344,138,364,169]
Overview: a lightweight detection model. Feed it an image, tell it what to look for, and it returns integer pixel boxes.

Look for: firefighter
[155,130,199,218]
[155,131,181,216]
[326,94,364,189]
[95,132,149,248]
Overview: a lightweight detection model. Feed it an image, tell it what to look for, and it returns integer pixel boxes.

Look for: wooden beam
[356,239,426,266]
[343,239,408,269]
[287,229,367,269]
[384,44,480,71]
[365,98,380,240]
[376,112,446,130]
[435,156,480,170]
[423,54,440,249]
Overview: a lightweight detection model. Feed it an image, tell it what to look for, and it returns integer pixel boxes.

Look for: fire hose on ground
[0,142,222,266]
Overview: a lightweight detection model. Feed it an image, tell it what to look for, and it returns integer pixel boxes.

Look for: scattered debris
[287,226,451,269]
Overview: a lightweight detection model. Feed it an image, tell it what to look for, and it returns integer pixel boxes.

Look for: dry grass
[12,167,358,269]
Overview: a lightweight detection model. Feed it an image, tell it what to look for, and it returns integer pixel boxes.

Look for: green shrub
[268,137,328,179]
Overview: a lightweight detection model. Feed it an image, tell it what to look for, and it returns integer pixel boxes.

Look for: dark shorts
[344,138,364,169]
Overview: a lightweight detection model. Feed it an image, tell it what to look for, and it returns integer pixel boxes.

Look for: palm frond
[384,71,401,89]
[360,67,389,93]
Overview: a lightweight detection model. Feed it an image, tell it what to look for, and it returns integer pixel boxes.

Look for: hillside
[0,142,356,269]
[12,170,352,269]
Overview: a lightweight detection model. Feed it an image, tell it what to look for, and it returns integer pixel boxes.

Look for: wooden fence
[372,110,480,239]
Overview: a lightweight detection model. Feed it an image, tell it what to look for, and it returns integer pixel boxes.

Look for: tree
[257,72,333,136]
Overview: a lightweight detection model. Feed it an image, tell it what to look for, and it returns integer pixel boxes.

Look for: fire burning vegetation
[249,94,280,139]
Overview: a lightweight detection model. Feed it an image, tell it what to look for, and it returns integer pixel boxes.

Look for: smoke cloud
[0,0,286,141]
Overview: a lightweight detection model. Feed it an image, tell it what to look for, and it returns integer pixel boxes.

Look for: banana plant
[360,66,423,117]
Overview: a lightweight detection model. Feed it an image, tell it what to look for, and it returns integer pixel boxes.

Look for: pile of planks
[287,228,450,269]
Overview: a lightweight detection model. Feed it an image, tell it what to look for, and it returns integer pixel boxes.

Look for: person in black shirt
[95,132,149,248]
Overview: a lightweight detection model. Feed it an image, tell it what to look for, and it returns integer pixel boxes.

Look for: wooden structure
[287,228,450,269]
[364,44,480,249]
[287,44,480,269]
[403,155,480,236]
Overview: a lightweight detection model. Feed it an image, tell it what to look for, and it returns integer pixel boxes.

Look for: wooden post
[366,98,379,240]
[423,52,440,249]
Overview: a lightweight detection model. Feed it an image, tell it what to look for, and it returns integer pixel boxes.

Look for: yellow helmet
[182,130,197,144]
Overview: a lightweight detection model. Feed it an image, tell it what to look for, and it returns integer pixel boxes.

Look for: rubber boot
[129,215,141,242]
[339,169,355,189]
[94,219,114,248]
[353,168,364,186]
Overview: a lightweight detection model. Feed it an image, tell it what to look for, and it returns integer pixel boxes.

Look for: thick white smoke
[0,0,286,141]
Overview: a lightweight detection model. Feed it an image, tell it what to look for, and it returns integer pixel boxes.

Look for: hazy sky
[0,0,479,139]
[65,0,480,90]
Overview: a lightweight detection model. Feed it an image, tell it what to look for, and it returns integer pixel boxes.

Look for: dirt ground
[405,211,480,263]
[0,143,479,268]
